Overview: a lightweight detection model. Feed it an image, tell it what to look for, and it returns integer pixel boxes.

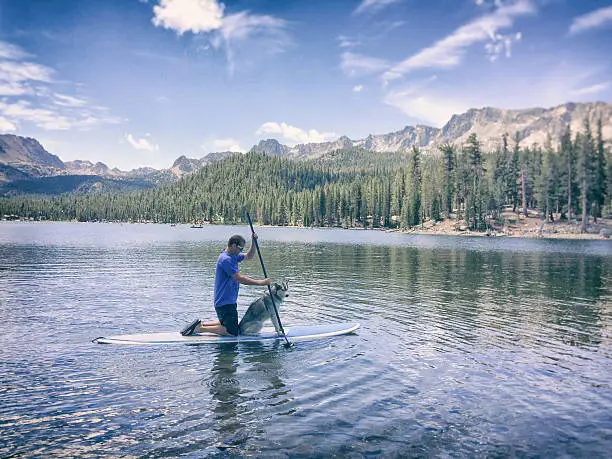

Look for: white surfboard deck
[94,322,360,345]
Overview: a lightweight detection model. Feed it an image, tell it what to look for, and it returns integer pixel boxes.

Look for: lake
[1,222,611,457]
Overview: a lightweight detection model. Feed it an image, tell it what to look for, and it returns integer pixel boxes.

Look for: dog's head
[271,280,289,300]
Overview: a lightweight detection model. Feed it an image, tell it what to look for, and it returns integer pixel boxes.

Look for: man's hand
[245,232,258,260]
[259,278,271,286]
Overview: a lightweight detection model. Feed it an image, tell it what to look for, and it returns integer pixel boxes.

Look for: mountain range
[1,101,611,195]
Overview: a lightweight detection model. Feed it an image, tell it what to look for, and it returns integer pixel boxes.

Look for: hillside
[1,101,610,197]
[251,102,612,158]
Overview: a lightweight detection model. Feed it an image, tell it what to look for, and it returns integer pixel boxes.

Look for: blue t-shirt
[214,250,245,307]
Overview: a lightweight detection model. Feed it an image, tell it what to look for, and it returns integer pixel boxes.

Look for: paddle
[246,212,293,348]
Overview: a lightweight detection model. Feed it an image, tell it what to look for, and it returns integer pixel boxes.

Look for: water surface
[1,222,611,457]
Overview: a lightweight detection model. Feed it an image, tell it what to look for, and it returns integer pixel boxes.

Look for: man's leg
[201,320,221,326]
[198,323,232,336]
[210,304,240,337]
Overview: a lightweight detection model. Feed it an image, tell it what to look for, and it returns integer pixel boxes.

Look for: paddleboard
[93,322,360,345]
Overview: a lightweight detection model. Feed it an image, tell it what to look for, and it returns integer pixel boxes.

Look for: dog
[239,281,289,335]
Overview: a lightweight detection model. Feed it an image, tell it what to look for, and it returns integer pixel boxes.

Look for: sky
[0,0,611,170]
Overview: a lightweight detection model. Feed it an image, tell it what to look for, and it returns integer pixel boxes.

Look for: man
[181,233,270,336]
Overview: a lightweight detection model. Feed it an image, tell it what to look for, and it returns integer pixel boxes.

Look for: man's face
[229,242,244,255]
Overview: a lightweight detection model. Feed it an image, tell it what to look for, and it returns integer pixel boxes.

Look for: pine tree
[560,125,575,220]
[577,119,596,232]
[593,118,607,221]
[439,143,455,216]
[464,133,486,229]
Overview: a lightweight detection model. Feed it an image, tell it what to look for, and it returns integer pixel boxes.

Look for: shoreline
[395,213,612,241]
[3,216,611,241]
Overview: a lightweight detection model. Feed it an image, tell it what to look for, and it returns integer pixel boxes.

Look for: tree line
[1,120,610,232]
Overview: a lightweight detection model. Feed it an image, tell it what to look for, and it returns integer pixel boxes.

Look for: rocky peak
[250,139,290,157]
[0,134,64,169]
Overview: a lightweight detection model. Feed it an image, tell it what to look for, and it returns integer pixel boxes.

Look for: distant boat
[190,225,204,229]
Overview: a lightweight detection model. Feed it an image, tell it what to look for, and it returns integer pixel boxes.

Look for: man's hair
[228,235,246,247]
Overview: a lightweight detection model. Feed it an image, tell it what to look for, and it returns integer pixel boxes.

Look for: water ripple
[1,223,611,456]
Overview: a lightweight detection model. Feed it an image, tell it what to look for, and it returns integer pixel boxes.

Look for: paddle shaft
[246,213,291,346]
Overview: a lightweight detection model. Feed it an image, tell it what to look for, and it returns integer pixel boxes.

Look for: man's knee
[216,303,240,336]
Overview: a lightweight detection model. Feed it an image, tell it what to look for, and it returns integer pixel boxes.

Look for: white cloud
[354,0,402,15]
[383,0,535,81]
[570,81,611,96]
[151,0,288,74]
[216,11,288,73]
[0,99,121,131]
[0,116,17,132]
[569,6,612,36]
[0,41,121,132]
[125,133,159,152]
[219,11,286,43]
[0,61,54,84]
[0,82,30,96]
[482,62,611,110]
[201,137,245,152]
[341,51,389,77]
[384,88,467,127]
[152,0,224,35]
[256,122,337,145]
[53,93,88,107]
[484,30,522,62]
[0,100,72,130]
[0,41,31,60]
[338,35,360,48]
[353,84,364,92]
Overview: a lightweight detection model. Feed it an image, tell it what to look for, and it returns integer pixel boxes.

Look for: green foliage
[1,125,609,232]
[0,175,155,196]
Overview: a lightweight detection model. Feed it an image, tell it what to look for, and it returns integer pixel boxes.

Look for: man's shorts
[215,303,240,336]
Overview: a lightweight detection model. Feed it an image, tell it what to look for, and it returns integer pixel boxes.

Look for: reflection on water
[0,222,611,456]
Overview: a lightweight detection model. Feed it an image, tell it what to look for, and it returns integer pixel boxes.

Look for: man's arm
[244,232,258,260]
[233,272,270,286]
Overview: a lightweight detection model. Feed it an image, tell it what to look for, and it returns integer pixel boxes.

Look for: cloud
[570,81,611,96]
[256,122,337,145]
[0,40,121,131]
[0,100,73,130]
[0,60,54,84]
[215,12,288,73]
[0,116,17,132]
[0,99,120,131]
[338,35,360,48]
[383,0,535,81]
[125,133,159,152]
[340,51,389,77]
[201,137,245,152]
[152,0,224,35]
[0,41,30,60]
[53,93,88,108]
[0,82,31,96]
[383,90,467,126]
[353,84,364,92]
[354,0,402,15]
[569,6,612,36]
[150,0,289,74]
[484,31,522,62]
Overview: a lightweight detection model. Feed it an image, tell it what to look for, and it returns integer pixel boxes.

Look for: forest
[1,119,610,233]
